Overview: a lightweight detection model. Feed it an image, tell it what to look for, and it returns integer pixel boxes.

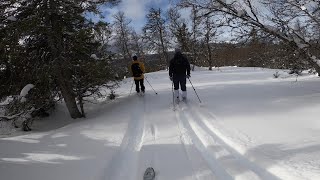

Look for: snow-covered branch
[0,113,22,121]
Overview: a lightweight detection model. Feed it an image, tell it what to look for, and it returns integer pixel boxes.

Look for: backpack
[172,56,187,74]
[175,57,184,66]
[131,63,143,77]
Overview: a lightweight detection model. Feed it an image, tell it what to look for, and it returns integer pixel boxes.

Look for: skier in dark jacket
[169,48,191,102]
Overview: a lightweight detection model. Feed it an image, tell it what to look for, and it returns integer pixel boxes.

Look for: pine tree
[1,0,118,119]
[168,7,192,53]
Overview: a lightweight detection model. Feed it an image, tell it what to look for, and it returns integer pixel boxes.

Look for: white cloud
[119,0,146,20]
[100,0,151,32]
[179,7,191,22]
[100,0,177,32]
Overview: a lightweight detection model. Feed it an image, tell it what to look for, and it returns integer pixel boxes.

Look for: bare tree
[130,30,145,57]
[202,15,219,70]
[113,11,133,61]
[190,5,202,70]
[179,0,320,74]
[143,8,171,68]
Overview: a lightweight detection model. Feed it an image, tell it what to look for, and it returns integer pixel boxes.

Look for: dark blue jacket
[169,52,191,77]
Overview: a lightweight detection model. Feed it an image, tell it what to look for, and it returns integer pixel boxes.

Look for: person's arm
[140,62,145,73]
[129,63,133,76]
[186,58,191,76]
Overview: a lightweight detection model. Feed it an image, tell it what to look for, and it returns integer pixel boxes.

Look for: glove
[186,75,190,79]
[169,76,173,81]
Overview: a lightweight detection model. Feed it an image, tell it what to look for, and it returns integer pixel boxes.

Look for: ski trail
[174,103,200,180]
[176,103,233,180]
[136,93,158,180]
[138,94,212,180]
[105,96,145,180]
[138,94,193,180]
[175,105,217,180]
[180,101,281,180]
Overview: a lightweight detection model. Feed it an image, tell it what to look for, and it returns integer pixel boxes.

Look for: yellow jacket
[130,60,145,80]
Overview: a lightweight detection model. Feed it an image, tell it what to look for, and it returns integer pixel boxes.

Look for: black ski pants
[173,75,186,91]
[135,79,145,93]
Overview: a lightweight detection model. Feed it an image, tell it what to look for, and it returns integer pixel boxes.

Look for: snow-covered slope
[1,67,320,180]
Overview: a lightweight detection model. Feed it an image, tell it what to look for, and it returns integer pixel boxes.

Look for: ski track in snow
[105,95,146,180]
[136,93,212,180]
[3,68,320,180]
[174,102,200,180]
[175,101,281,180]
[175,104,217,180]
[136,94,158,180]
[176,102,233,180]
[105,95,281,180]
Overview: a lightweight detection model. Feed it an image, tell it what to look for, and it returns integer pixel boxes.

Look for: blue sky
[86,0,235,41]
[88,0,189,33]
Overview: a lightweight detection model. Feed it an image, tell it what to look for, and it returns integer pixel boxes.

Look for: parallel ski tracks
[175,101,281,180]
[106,96,146,180]
[106,95,280,180]
[175,105,214,180]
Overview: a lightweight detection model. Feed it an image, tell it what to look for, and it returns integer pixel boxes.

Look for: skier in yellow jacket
[130,55,145,94]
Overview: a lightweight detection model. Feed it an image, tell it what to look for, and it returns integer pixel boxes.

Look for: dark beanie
[133,55,138,60]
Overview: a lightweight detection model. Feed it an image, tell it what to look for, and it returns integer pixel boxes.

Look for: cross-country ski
[143,167,155,180]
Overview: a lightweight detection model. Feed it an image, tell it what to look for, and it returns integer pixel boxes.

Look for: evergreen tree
[168,7,192,53]
[1,0,118,120]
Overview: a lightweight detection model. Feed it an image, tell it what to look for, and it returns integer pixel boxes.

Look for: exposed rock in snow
[6,16,17,21]
[20,84,35,102]
[91,54,99,60]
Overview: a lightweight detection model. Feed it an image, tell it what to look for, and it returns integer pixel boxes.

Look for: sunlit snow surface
[1,67,320,180]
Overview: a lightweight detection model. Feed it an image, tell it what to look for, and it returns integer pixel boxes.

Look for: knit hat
[132,55,138,60]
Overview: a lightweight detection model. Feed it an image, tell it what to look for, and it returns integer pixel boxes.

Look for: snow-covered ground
[1,67,320,180]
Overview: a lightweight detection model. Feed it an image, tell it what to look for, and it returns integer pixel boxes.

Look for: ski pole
[145,77,158,94]
[129,79,134,96]
[188,77,202,103]
[172,80,175,110]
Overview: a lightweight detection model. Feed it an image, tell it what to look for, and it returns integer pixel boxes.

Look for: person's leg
[135,80,140,93]
[140,79,145,93]
[173,76,180,99]
[180,77,187,100]
[181,91,187,100]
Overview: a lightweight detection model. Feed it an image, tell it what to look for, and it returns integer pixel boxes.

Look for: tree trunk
[48,1,82,119]
[159,28,169,68]
[79,95,86,118]
[300,49,320,76]
[57,75,83,119]
[206,38,213,70]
